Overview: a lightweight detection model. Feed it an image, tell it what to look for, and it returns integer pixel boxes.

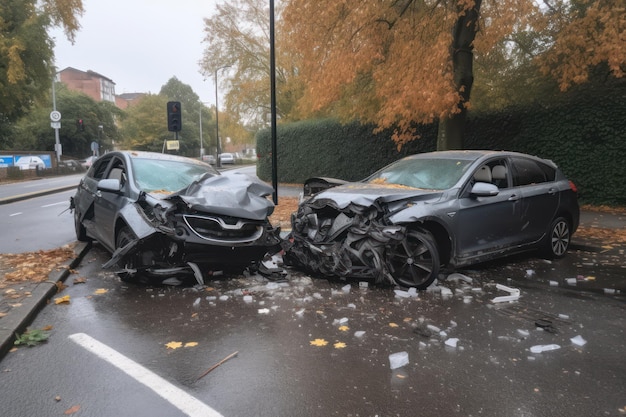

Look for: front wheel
[74,210,90,242]
[115,225,140,283]
[541,216,571,259]
[385,229,440,289]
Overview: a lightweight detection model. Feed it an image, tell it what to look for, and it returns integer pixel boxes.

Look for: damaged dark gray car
[284,150,579,290]
[70,151,281,284]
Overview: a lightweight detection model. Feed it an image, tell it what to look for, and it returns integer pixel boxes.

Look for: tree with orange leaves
[282,0,625,150]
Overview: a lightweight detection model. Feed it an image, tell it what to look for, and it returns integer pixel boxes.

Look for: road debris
[196,351,239,382]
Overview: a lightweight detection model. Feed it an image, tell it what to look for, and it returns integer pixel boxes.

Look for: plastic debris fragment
[389,351,409,369]
[570,335,587,346]
[445,338,459,347]
[530,344,561,353]
[491,284,520,303]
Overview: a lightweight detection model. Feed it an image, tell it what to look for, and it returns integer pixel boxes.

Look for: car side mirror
[98,178,122,193]
[471,182,499,197]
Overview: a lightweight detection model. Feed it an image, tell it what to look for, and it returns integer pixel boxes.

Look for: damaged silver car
[285,150,579,289]
[70,151,281,284]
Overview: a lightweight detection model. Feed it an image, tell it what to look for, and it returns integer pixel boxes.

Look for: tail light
[569,180,578,193]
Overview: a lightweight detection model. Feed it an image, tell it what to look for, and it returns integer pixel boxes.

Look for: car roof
[114,150,209,166]
[408,150,555,166]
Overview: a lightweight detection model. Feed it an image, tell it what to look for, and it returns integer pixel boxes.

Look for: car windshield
[131,158,218,193]
[365,157,474,190]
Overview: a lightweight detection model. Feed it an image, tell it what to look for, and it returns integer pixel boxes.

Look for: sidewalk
[0,184,623,361]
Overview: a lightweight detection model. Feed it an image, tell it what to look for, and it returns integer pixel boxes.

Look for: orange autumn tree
[282,0,625,150]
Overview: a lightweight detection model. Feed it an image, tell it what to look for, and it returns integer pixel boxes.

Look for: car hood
[157,172,274,221]
[309,182,443,209]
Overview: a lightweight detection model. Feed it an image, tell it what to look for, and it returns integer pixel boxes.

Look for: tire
[115,226,140,283]
[386,229,440,289]
[542,216,571,259]
[74,210,90,242]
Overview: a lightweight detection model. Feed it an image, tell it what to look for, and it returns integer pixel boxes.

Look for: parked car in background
[15,156,45,170]
[70,151,281,284]
[59,160,83,172]
[203,154,216,165]
[219,152,235,165]
[285,150,580,290]
[79,155,98,169]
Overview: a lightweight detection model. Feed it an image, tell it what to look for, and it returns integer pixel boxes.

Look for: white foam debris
[295,308,305,316]
[243,295,253,303]
[558,314,570,320]
[445,338,459,347]
[354,331,366,338]
[394,289,411,298]
[570,335,587,346]
[603,288,616,294]
[440,287,453,297]
[517,329,530,337]
[258,308,270,314]
[530,344,561,353]
[549,280,559,286]
[491,284,520,303]
[526,269,535,277]
[566,278,577,285]
[342,284,351,293]
[219,295,229,301]
[389,351,409,370]
[447,273,474,284]
[426,324,441,333]
[333,317,349,325]
[192,297,201,308]
[347,303,356,309]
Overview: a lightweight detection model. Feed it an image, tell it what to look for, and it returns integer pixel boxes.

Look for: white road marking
[41,201,66,208]
[68,333,224,417]
[9,212,22,217]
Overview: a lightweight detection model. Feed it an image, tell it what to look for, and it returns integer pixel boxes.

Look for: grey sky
[51,0,219,105]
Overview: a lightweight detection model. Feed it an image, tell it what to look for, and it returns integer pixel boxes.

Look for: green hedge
[257,79,626,205]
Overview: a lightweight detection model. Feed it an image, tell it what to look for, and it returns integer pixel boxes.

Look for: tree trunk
[437,0,482,151]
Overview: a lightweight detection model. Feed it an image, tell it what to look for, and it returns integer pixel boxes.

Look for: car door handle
[507,194,520,201]
[548,188,557,195]
[96,191,102,198]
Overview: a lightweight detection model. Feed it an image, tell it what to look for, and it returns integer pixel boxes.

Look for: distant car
[219,153,235,165]
[203,155,216,165]
[79,156,98,169]
[59,160,82,172]
[70,151,281,284]
[15,156,45,170]
[285,150,580,289]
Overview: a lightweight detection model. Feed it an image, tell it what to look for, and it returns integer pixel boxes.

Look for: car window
[130,158,218,193]
[510,157,555,186]
[107,157,128,186]
[90,156,112,180]
[366,157,473,190]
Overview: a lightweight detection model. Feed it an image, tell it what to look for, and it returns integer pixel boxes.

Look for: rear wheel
[386,229,440,289]
[542,216,571,259]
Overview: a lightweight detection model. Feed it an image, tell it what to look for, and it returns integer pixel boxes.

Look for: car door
[509,156,560,244]
[454,158,524,260]
[74,155,113,244]
[92,156,130,251]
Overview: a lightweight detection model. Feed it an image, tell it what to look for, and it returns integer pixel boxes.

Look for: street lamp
[214,65,230,168]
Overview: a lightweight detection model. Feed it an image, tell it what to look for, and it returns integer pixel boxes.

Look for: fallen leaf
[0,312,6,318]
[73,277,87,284]
[54,295,70,305]
[389,323,399,328]
[184,342,199,348]
[42,325,53,331]
[403,317,412,323]
[338,325,350,332]
[166,341,183,350]
[310,338,328,347]
[9,303,22,308]
[64,404,81,415]
[191,313,198,318]
[94,288,108,295]
[334,342,347,349]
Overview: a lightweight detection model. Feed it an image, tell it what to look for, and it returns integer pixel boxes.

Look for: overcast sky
[51,0,219,105]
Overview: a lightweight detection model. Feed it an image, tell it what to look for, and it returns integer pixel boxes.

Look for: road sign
[51,122,61,129]
[50,111,61,122]
[166,140,180,150]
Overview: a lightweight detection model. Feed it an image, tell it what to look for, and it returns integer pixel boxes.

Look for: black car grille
[183,215,264,243]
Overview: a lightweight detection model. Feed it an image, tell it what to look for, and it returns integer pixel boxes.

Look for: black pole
[269,0,278,204]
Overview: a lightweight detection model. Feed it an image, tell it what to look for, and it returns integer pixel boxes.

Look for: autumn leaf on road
[184,342,199,348]
[54,295,70,305]
[94,288,108,295]
[389,322,399,328]
[310,338,328,347]
[64,404,81,415]
[334,342,347,349]
[166,341,183,350]
[338,325,350,332]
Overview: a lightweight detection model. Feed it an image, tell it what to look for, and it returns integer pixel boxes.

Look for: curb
[0,185,77,205]
[0,241,92,361]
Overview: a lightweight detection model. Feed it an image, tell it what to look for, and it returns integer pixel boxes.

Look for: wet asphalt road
[1,242,624,417]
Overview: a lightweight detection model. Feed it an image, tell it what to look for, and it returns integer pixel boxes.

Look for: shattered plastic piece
[491,284,520,303]
[342,284,351,293]
[566,278,577,285]
[426,324,441,333]
[526,269,535,277]
[347,303,356,309]
[219,295,229,301]
[549,280,559,286]
[295,308,305,316]
[192,298,201,308]
[530,344,561,353]
[558,314,569,320]
[407,287,418,297]
[394,289,411,298]
[517,329,530,337]
[243,295,253,303]
[258,308,270,314]
[162,277,183,286]
[570,335,587,346]
[446,273,473,284]
[445,338,459,347]
[354,331,366,338]
[603,288,616,294]
[463,296,472,303]
[440,287,453,297]
[388,351,409,370]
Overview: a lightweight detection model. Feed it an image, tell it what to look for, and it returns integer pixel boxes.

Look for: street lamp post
[214,65,230,168]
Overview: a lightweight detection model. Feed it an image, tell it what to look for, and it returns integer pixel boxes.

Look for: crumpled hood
[310,182,442,209]
[164,172,274,221]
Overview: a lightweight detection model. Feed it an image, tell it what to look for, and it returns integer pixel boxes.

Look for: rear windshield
[365,157,473,190]
[131,158,218,193]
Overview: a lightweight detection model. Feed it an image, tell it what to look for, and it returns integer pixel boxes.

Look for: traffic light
[167,101,182,132]
[77,119,84,131]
